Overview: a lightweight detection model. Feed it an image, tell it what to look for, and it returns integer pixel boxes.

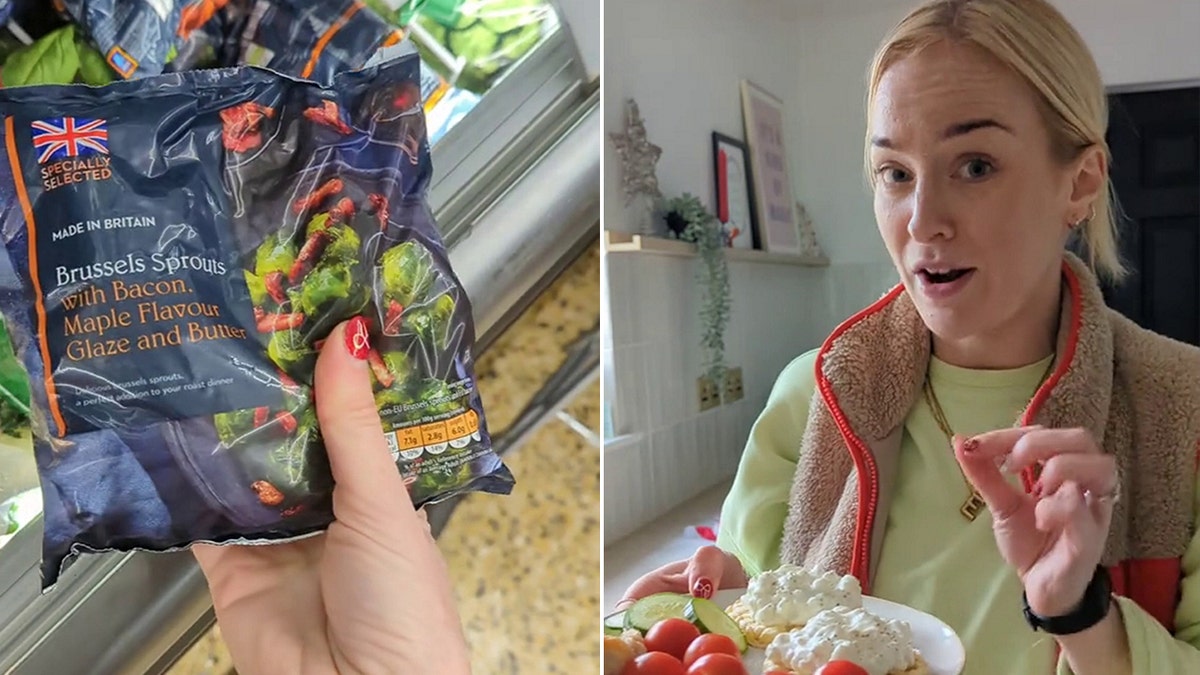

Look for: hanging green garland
[662,193,731,385]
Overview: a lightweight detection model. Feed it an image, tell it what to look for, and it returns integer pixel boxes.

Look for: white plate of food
[604,565,965,675]
[714,589,965,675]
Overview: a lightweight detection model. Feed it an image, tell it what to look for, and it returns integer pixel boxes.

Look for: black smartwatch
[1022,565,1112,635]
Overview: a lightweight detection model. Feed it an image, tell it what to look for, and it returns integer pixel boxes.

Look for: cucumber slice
[622,592,692,632]
[604,611,625,635]
[685,597,748,653]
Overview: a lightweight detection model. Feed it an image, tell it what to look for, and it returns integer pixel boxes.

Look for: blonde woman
[618,1,1200,673]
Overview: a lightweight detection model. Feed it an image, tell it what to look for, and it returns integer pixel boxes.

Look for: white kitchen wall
[603,0,1200,544]
[603,252,893,543]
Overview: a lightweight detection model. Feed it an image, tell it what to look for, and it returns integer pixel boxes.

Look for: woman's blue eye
[878,167,910,183]
[960,158,994,179]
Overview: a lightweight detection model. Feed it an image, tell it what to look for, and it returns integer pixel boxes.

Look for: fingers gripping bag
[0,41,513,589]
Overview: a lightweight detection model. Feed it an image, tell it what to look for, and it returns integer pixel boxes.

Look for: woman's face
[869,40,1101,358]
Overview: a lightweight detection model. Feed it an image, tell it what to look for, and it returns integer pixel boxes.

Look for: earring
[1071,204,1096,230]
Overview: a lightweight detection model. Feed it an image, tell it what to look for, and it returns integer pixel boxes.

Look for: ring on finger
[1084,481,1121,505]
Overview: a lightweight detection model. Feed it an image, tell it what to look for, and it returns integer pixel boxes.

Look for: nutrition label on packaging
[386,409,482,461]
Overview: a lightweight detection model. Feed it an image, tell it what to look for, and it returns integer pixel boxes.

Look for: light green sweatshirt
[716,349,1200,674]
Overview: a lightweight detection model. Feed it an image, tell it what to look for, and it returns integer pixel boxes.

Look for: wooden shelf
[604,231,830,267]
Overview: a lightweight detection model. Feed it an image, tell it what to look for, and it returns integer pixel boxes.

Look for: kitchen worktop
[170,242,601,674]
[603,479,730,612]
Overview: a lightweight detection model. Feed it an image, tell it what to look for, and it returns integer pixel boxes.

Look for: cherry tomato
[603,635,635,675]
[643,618,701,660]
[682,634,742,666]
[685,653,747,675]
[623,651,687,675]
[816,661,870,675]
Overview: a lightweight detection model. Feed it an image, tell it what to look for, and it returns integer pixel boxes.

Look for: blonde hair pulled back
[865,0,1126,281]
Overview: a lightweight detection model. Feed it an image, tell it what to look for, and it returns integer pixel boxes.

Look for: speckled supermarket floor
[170,242,601,674]
[438,244,600,674]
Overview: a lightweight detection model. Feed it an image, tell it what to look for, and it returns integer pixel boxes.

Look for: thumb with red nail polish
[193,318,471,675]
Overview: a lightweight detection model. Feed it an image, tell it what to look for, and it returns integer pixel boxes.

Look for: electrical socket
[697,375,721,412]
[723,367,744,403]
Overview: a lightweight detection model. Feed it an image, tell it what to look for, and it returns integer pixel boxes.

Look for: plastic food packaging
[0,42,513,589]
[230,0,478,143]
[55,0,190,79]
[0,23,115,87]
[236,0,406,85]
[368,0,555,95]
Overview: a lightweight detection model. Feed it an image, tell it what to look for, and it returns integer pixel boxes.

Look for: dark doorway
[1093,86,1200,346]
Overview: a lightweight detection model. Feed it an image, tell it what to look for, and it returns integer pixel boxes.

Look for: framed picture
[711,133,759,250]
[740,80,801,255]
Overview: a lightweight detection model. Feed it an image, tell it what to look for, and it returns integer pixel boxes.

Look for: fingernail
[999,454,1013,473]
[963,437,980,453]
[692,577,714,599]
[345,316,370,360]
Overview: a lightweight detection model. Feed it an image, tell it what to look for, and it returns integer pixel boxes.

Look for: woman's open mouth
[918,268,973,284]
[915,267,976,299]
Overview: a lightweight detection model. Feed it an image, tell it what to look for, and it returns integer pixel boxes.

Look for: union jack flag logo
[31,118,109,165]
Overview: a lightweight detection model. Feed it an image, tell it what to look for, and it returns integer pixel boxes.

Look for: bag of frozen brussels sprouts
[0,42,513,589]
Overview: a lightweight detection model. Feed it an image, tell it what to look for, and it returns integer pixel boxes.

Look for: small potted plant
[661,194,731,385]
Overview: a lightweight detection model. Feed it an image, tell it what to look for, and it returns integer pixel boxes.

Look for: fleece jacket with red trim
[779,252,1200,633]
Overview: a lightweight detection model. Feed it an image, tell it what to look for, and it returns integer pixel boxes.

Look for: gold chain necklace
[922,357,1055,521]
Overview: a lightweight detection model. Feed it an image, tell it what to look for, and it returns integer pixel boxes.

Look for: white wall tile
[647,428,679,519]
[694,410,720,487]
[612,344,649,435]
[606,255,639,348]
[603,438,634,544]
[644,340,690,431]
[629,259,682,344]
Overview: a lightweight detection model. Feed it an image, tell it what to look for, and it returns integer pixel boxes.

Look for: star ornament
[609,99,663,203]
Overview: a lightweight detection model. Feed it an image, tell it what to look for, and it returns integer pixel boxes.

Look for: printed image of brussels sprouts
[321,225,362,264]
[369,350,412,390]
[380,241,438,307]
[266,410,320,485]
[414,378,464,416]
[291,263,354,316]
[256,231,298,278]
[405,292,456,349]
[244,270,269,306]
[374,386,407,412]
[247,425,330,510]
[372,375,464,420]
[214,407,257,446]
[408,454,481,498]
[267,328,313,372]
[370,351,416,411]
[280,379,312,412]
[304,213,330,238]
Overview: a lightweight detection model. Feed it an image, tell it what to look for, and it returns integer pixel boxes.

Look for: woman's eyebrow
[871,118,1014,149]
[943,118,1013,139]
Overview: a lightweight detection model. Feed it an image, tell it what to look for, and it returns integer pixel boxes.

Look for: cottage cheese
[764,606,918,675]
[741,564,863,627]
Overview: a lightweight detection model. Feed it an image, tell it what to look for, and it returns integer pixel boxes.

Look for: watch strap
[1022,564,1112,635]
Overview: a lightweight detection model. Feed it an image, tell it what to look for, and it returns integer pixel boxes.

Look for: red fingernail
[963,437,980,453]
[692,577,714,599]
[345,316,370,360]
